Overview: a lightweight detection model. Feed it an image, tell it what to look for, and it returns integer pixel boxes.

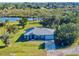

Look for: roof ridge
[24,27,55,35]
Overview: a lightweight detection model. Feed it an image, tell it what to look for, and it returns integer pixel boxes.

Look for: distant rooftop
[24,27,55,35]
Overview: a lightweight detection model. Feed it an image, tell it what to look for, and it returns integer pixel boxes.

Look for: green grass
[0,41,46,56]
[0,40,4,45]
[0,21,46,56]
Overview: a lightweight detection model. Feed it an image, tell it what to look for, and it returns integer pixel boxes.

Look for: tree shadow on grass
[39,43,45,49]
[0,46,6,49]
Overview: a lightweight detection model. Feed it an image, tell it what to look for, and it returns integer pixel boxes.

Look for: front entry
[32,35,34,39]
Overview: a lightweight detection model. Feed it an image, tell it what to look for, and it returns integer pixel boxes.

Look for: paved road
[47,46,79,56]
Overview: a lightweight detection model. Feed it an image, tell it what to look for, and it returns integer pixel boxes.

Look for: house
[24,27,55,40]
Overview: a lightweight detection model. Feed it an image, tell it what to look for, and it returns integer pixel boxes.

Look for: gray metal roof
[24,27,55,35]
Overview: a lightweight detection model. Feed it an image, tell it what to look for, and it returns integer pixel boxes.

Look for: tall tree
[19,17,27,28]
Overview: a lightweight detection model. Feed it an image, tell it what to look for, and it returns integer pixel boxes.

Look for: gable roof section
[24,27,55,35]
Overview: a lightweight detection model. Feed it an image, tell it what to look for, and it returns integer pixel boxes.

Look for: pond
[0,17,43,22]
[0,17,21,22]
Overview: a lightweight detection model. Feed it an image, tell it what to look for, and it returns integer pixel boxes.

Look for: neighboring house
[24,27,55,40]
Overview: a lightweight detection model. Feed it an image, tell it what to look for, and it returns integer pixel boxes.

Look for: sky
[0,0,79,2]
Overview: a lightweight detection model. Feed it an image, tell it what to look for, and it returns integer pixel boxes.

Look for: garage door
[45,35,54,40]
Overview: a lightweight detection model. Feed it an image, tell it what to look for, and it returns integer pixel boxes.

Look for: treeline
[0,2,79,17]
[0,2,79,9]
[0,8,79,17]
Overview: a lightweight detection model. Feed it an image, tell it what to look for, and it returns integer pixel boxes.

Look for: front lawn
[0,21,46,56]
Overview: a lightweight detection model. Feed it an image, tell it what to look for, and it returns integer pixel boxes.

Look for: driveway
[47,46,79,56]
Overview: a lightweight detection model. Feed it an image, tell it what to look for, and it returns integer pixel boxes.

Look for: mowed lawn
[0,21,46,56]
